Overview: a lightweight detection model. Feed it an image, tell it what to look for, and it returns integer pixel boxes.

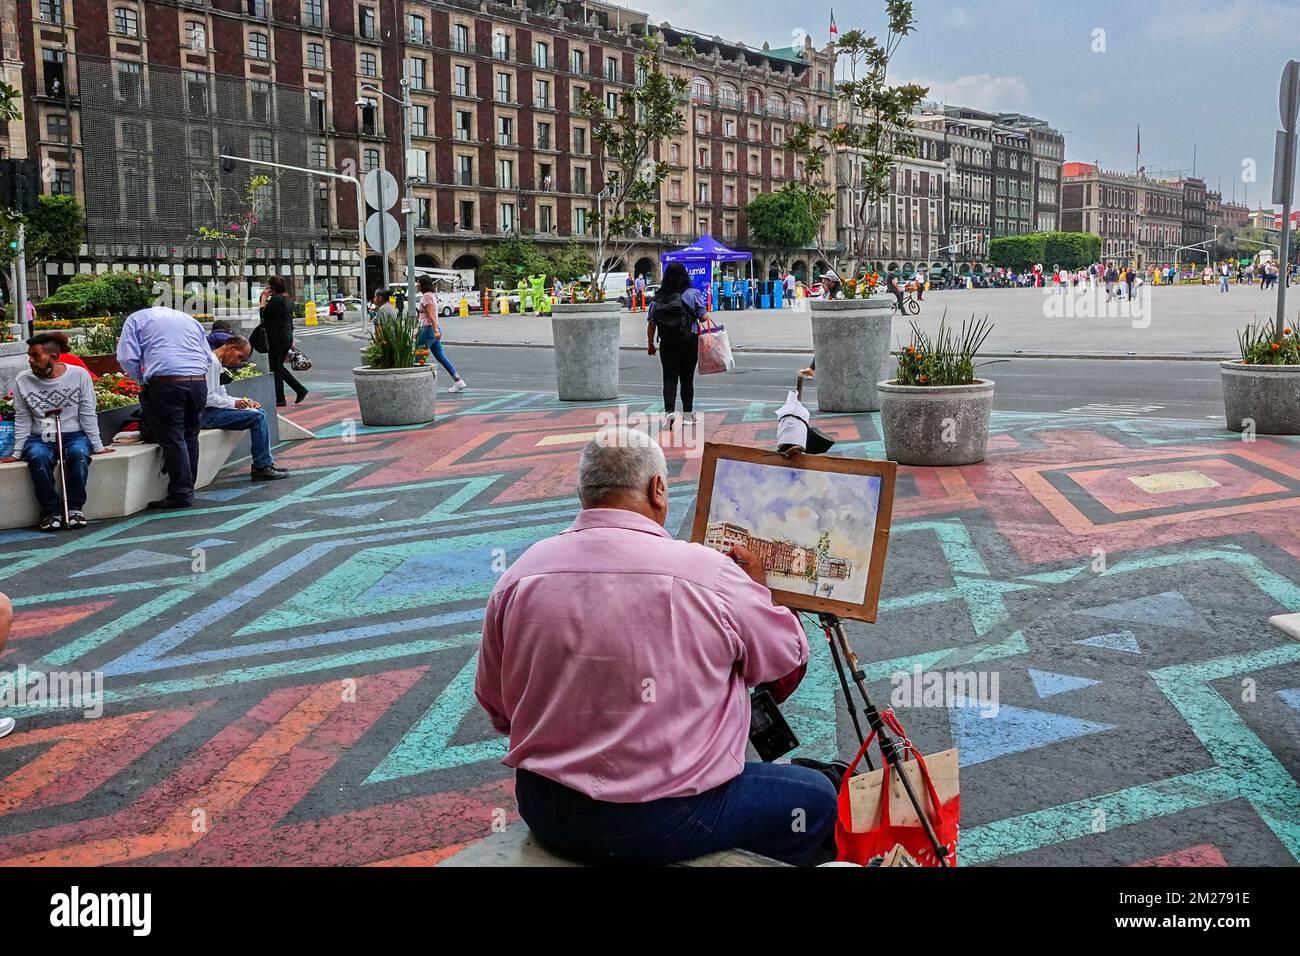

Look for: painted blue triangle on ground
[72,548,192,578]
[1078,590,1212,634]
[949,701,1116,768]
[1278,688,1300,712]
[1028,668,1101,698]
[192,538,236,549]
[1074,630,1142,654]
[312,499,396,519]
[272,519,314,529]
[195,486,254,502]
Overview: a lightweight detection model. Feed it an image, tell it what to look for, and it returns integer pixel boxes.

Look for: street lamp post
[220,154,367,310]
[360,79,417,317]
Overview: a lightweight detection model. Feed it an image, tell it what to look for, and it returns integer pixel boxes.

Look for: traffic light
[0,158,38,212]
[220,150,237,174]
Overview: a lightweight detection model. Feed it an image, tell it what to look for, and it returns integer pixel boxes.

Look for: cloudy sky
[632,0,1300,209]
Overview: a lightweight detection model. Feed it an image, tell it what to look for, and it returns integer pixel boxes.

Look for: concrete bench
[436,824,786,868]
[0,428,242,529]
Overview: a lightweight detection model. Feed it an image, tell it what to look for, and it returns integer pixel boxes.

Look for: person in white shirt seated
[201,335,289,482]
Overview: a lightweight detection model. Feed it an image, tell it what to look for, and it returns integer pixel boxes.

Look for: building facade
[997,112,1064,233]
[7,0,844,293]
[1062,163,1188,266]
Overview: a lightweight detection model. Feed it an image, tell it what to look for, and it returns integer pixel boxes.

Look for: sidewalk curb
[432,337,1233,362]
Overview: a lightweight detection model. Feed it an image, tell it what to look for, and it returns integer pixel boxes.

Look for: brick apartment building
[2,0,841,294]
[1061,163,1202,267]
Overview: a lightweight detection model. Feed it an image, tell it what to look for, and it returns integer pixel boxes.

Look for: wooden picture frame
[690,442,897,623]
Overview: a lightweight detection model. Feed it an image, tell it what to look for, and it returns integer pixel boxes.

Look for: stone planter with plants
[1221,323,1300,436]
[72,322,124,376]
[353,310,435,427]
[877,316,995,467]
[810,273,893,413]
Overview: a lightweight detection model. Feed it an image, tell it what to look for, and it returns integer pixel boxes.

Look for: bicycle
[890,293,921,316]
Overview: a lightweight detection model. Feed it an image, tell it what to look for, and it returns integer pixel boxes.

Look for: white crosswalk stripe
[1062,403,1166,417]
[294,326,363,338]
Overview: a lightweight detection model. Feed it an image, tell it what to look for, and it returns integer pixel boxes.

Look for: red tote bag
[834,710,960,867]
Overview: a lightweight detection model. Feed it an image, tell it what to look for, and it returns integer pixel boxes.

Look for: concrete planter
[1220,361,1300,435]
[810,297,894,413]
[97,404,141,441]
[352,364,436,427]
[550,301,620,401]
[224,371,280,454]
[877,379,995,467]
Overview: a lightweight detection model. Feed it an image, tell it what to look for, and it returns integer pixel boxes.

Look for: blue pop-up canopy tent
[661,235,753,303]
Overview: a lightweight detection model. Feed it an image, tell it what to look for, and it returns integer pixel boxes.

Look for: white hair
[578,427,668,507]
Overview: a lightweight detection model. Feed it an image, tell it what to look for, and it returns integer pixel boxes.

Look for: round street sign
[363,169,400,211]
[365,211,401,254]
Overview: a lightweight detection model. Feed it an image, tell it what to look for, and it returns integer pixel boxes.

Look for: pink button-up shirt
[475,507,808,803]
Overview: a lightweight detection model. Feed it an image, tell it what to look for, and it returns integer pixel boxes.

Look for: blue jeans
[415,326,459,379]
[515,763,837,867]
[200,407,273,469]
[22,432,93,517]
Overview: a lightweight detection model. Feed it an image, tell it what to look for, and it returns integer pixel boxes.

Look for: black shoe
[275,400,288,408]
[294,389,309,405]
[148,497,192,510]
[251,465,290,481]
[38,514,64,532]
[67,511,88,529]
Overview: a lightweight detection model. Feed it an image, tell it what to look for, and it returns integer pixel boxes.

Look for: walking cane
[47,409,70,528]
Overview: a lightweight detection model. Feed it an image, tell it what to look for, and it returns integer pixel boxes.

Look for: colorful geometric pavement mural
[0,385,1298,866]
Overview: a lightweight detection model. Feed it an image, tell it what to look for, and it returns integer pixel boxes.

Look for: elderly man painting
[475,427,836,866]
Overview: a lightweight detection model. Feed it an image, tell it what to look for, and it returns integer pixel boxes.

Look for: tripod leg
[827,628,869,755]
[828,617,950,866]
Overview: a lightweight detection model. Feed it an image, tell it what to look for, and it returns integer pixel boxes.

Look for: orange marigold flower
[918,374,929,384]
[1272,342,1282,351]
[1286,327,1294,335]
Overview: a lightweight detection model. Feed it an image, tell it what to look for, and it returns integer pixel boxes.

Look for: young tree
[549,239,594,283]
[194,173,272,300]
[577,38,685,300]
[26,196,85,296]
[745,189,819,272]
[479,233,554,287]
[788,2,927,285]
[0,80,22,124]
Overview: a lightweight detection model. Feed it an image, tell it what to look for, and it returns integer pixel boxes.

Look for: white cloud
[941,6,976,30]
[913,73,1030,112]
[1142,0,1294,44]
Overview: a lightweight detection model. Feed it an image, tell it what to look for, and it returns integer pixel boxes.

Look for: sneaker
[68,511,88,529]
[250,465,290,481]
[660,412,679,431]
[0,717,14,739]
[39,515,63,532]
[683,412,698,426]
[449,379,467,393]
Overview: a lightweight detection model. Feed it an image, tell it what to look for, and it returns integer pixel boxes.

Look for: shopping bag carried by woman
[834,708,960,867]
[697,316,735,375]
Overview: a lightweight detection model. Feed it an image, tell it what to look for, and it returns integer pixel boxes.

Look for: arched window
[248,32,268,60]
[790,97,807,120]
[691,76,712,100]
[766,92,785,117]
[718,82,739,108]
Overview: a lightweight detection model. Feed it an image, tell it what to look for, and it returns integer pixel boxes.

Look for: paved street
[421,284,1289,358]
[293,323,1228,423]
[0,355,1298,865]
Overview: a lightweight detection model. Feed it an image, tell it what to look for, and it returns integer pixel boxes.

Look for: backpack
[650,291,696,336]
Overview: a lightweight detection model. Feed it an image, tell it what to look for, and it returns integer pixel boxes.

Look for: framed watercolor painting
[691,443,897,623]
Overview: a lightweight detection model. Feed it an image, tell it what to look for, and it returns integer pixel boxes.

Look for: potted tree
[353,309,435,426]
[555,38,685,402]
[784,2,928,413]
[877,316,995,466]
[1221,323,1300,435]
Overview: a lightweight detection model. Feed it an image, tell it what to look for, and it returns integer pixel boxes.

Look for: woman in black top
[647,262,706,427]
[260,275,308,407]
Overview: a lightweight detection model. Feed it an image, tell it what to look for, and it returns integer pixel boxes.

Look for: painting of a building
[705,522,854,582]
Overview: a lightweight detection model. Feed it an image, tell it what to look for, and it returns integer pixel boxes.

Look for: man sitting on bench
[0,334,115,531]
[475,427,836,866]
[201,335,289,482]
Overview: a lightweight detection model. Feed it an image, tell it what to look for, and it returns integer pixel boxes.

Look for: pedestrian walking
[647,262,706,428]
[416,274,467,392]
[259,276,308,408]
[116,306,210,509]
[1220,263,1230,293]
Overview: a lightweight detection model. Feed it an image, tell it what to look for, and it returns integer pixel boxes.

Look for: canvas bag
[835,709,960,867]
[697,316,735,375]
